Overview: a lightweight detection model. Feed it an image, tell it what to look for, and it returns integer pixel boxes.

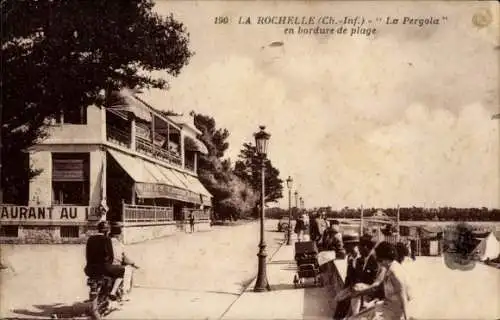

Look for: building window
[0,226,19,237]
[52,153,90,205]
[60,226,79,238]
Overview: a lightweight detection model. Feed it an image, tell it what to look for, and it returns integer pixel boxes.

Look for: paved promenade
[222,241,339,320]
[0,221,340,319]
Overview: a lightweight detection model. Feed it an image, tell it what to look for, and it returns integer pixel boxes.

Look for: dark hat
[330,219,340,225]
[360,234,375,249]
[97,221,110,232]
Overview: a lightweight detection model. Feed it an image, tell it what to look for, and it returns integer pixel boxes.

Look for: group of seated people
[333,236,413,320]
[85,220,138,300]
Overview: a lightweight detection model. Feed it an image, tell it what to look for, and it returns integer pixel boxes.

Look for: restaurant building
[0,89,212,244]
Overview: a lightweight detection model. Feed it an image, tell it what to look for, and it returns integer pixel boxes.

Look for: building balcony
[107,125,184,168]
[106,126,131,148]
[136,137,182,167]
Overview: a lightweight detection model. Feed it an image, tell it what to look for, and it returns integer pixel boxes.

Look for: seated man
[84,221,113,278]
[109,221,138,298]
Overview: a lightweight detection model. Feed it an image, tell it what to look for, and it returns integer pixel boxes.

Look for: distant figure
[410,239,417,260]
[189,213,195,233]
[294,216,306,242]
[309,212,320,243]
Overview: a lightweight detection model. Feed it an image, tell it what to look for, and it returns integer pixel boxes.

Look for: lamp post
[294,191,299,215]
[253,125,271,292]
[286,176,293,245]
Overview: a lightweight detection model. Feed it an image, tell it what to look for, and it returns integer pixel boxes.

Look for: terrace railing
[182,208,210,221]
[107,126,131,148]
[136,137,183,167]
[123,203,174,223]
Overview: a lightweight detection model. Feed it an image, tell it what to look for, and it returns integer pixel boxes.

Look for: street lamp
[286,176,293,245]
[253,125,271,292]
[294,191,299,212]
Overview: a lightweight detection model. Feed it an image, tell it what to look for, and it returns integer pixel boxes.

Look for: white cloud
[142,1,499,209]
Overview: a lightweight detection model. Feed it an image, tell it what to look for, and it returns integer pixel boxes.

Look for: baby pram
[293,241,323,287]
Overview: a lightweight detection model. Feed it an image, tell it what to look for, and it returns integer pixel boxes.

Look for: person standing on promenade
[189,212,195,233]
[311,211,328,249]
[294,215,306,242]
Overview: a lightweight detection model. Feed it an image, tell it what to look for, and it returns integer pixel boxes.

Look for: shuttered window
[52,153,89,205]
[52,159,86,181]
[52,153,89,182]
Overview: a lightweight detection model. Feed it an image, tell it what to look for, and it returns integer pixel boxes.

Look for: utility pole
[397,204,401,241]
[360,205,364,235]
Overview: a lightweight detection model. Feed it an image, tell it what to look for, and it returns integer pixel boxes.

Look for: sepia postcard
[1,1,499,319]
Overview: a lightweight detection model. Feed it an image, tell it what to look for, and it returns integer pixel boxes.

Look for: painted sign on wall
[135,183,200,204]
[0,205,99,222]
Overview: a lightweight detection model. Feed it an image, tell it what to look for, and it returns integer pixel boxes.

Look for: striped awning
[108,149,209,204]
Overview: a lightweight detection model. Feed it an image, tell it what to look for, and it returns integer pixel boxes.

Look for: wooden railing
[136,137,182,166]
[107,126,130,148]
[123,204,174,223]
[182,208,210,221]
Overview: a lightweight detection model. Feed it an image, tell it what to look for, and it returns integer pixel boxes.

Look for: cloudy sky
[140,1,499,209]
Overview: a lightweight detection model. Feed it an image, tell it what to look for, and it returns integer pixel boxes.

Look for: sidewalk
[221,240,342,320]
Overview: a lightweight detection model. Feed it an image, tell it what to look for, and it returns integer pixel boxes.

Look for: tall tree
[233,143,284,204]
[1,0,192,202]
[193,114,258,220]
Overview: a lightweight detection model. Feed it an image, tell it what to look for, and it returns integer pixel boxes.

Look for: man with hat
[84,221,113,278]
[109,221,138,299]
[333,231,361,319]
[349,234,383,315]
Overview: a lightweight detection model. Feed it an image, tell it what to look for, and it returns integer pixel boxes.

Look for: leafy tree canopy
[1,0,192,202]
[233,142,284,204]
[193,114,257,220]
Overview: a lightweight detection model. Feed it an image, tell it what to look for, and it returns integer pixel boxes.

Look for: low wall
[122,220,212,244]
[0,220,212,244]
[0,224,91,244]
[122,222,177,244]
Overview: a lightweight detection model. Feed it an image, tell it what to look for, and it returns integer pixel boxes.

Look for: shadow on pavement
[11,301,91,319]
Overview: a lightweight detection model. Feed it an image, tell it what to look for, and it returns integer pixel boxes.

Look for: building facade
[0,90,212,244]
